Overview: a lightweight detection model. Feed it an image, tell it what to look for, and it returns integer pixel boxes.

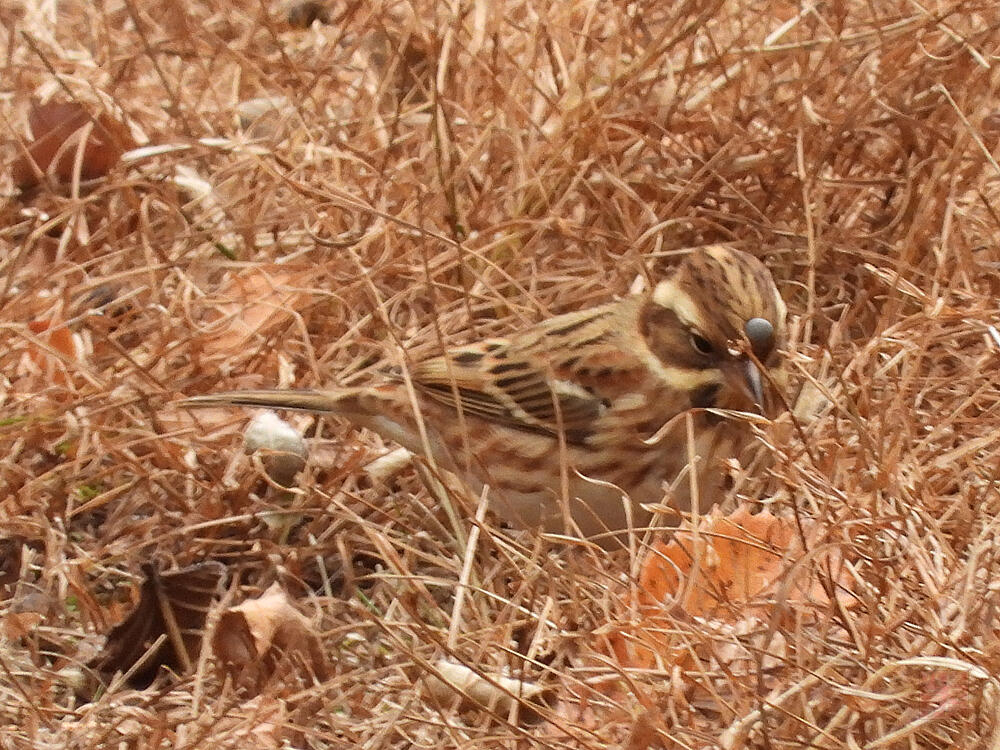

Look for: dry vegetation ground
[3,0,1000,747]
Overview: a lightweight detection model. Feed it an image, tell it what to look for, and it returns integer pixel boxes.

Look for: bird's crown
[651,245,786,362]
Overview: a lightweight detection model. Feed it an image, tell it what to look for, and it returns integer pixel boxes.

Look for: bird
[181,245,786,546]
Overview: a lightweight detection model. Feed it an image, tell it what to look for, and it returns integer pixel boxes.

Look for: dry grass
[3,0,1000,747]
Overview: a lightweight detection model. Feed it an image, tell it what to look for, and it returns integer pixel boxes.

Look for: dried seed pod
[243,412,308,488]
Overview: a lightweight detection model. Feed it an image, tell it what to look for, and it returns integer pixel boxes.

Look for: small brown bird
[182,245,786,545]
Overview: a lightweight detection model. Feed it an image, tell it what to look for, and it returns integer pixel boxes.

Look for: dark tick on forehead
[744,317,775,359]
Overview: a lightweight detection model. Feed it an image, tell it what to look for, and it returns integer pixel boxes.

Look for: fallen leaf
[622,708,665,750]
[611,506,853,668]
[243,412,308,488]
[27,319,77,356]
[212,583,327,691]
[88,561,225,691]
[1,611,44,640]
[363,446,414,484]
[201,267,313,355]
[14,100,134,189]
[24,319,80,384]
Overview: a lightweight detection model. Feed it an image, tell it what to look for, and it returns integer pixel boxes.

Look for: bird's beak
[721,359,766,411]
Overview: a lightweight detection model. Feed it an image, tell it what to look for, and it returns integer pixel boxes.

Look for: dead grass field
[3,1,1000,747]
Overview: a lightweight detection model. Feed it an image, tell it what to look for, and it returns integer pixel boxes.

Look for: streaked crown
[639,245,786,412]
[649,245,786,363]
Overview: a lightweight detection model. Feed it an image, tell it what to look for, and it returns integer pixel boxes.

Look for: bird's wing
[409,304,634,444]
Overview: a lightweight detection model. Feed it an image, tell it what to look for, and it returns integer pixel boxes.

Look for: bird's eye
[690,333,714,355]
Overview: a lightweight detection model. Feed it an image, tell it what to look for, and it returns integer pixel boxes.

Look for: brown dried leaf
[88,561,225,690]
[622,708,665,750]
[212,583,327,691]
[27,319,76,353]
[641,507,848,615]
[14,100,135,189]
[0,611,44,640]
[24,319,79,385]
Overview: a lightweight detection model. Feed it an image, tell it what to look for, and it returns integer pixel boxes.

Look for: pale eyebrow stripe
[652,281,702,330]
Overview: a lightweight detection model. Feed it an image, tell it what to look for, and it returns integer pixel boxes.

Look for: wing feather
[409,304,637,443]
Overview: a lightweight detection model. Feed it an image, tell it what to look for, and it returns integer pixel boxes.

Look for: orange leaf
[611,506,853,668]
[28,319,77,360]
[25,319,80,384]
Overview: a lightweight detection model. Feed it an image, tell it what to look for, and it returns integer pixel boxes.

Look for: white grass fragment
[364,446,414,483]
[425,660,552,715]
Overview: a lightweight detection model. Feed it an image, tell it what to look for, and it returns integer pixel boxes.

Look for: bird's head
[641,245,787,413]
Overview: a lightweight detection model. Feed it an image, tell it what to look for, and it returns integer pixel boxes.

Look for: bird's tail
[179,389,368,417]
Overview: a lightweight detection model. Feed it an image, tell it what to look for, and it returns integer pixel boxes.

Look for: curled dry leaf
[13,100,135,189]
[424,660,553,720]
[212,582,327,691]
[363,446,415,484]
[86,561,225,693]
[611,506,854,669]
